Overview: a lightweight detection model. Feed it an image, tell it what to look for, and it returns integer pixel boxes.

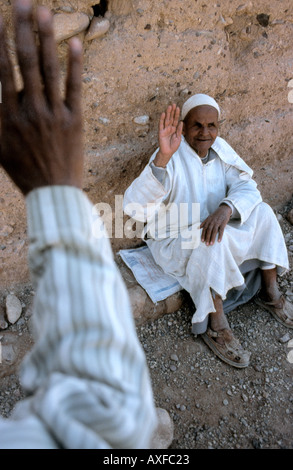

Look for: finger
[13,0,43,103]
[37,7,61,110]
[164,105,173,127]
[65,37,82,114]
[172,105,180,127]
[200,223,209,243]
[204,227,213,245]
[203,222,216,245]
[218,219,228,242]
[169,103,177,125]
[0,16,18,114]
[159,112,166,132]
[209,226,220,245]
[218,225,225,243]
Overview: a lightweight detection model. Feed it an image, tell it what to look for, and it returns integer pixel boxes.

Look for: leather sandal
[255,295,293,329]
[201,328,251,368]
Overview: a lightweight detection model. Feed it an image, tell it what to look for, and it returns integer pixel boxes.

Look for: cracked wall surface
[0,0,293,286]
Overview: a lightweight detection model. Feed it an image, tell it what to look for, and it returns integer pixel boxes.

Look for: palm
[160,123,181,155]
[159,104,183,158]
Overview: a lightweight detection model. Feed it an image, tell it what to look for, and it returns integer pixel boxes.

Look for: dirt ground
[0,198,292,449]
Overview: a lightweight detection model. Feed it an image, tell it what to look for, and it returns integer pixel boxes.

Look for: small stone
[287,339,293,348]
[279,332,291,343]
[99,117,110,125]
[150,408,174,449]
[241,393,249,402]
[287,350,293,364]
[133,115,150,125]
[1,343,16,363]
[276,213,283,222]
[223,399,229,406]
[236,2,253,15]
[85,17,110,41]
[170,364,177,371]
[5,294,22,324]
[53,12,90,43]
[170,353,178,361]
[0,225,14,237]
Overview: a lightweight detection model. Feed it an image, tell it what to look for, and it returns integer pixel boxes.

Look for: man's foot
[201,327,251,368]
[255,294,293,329]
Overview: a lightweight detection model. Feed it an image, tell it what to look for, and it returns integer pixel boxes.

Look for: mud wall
[0,0,293,286]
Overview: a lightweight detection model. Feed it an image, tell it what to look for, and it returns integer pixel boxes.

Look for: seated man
[124,94,292,368]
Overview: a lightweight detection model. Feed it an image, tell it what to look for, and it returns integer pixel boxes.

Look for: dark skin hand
[200,204,232,246]
[0,0,83,195]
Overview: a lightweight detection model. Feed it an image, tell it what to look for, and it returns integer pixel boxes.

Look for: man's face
[182,105,219,157]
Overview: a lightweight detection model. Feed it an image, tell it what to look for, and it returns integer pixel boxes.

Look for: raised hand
[0,0,83,195]
[153,104,183,168]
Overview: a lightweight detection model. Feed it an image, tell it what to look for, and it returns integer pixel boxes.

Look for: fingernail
[37,6,51,22]
[69,37,83,54]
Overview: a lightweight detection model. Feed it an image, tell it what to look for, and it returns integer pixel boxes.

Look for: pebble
[5,294,22,324]
[85,17,110,41]
[279,332,291,343]
[223,399,229,406]
[0,225,13,237]
[170,364,177,371]
[133,115,150,125]
[287,350,293,364]
[99,117,110,125]
[150,408,174,449]
[53,12,90,43]
[170,353,178,361]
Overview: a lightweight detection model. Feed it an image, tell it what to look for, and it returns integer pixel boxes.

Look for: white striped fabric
[0,186,157,449]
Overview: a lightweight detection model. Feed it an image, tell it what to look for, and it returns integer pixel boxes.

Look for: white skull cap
[181,93,221,120]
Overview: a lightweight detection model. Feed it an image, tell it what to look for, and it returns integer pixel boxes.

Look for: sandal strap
[203,328,251,367]
[259,295,284,308]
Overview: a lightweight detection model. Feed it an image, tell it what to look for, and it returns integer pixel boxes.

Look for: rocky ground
[0,199,293,449]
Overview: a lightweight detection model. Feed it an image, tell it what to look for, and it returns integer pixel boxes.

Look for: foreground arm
[0,186,156,449]
[0,0,156,448]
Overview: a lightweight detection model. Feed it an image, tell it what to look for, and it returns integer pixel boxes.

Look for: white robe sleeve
[221,164,262,224]
[0,186,157,449]
[123,151,172,222]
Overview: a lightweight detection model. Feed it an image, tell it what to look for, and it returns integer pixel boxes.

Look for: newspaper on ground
[118,245,182,303]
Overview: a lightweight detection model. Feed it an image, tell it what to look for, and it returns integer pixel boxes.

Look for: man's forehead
[185,105,219,122]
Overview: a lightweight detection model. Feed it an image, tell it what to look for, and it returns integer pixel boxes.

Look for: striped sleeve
[0,186,156,449]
